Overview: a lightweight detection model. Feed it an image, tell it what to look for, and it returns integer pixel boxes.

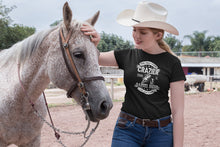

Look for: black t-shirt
[114,49,186,120]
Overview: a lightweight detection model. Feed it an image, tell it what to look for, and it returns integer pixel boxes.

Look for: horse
[0,2,112,147]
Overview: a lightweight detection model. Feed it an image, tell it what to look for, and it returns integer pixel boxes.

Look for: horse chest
[0,98,46,144]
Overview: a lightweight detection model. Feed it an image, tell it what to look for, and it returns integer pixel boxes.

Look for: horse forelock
[60,19,86,39]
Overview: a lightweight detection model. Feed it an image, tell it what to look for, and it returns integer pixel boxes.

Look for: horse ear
[63,2,72,30]
[86,11,100,26]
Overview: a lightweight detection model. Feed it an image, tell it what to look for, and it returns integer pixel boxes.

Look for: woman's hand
[80,24,100,47]
[81,23,118,67]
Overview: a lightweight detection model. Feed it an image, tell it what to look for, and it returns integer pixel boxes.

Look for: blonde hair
[150,28,176,56]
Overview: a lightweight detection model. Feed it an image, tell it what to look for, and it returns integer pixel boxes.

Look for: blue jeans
[111,112,173,147]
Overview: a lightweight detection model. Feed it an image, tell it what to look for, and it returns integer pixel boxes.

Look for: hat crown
[133,1,168,22]
[116,1,179,35]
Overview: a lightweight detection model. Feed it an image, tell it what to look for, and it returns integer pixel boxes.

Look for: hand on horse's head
[81,24,100,47]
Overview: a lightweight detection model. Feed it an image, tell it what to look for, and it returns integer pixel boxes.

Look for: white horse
[0,2,112,147]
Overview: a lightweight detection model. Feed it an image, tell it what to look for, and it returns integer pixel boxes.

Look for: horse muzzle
[85,99,113,122]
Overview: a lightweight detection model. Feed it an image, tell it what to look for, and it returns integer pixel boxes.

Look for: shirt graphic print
[134,61,160,95]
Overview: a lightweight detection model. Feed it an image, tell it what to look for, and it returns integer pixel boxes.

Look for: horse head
[47,2,112,122]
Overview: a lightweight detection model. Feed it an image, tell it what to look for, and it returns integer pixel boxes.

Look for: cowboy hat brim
[116,9,179,35]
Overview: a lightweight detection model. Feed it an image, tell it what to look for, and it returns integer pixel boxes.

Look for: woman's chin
[135,43,143,48]
[135,45,141,49]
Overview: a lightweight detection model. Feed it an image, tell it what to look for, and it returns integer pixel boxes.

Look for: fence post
[210,76,213,90]
[110,78,114,100]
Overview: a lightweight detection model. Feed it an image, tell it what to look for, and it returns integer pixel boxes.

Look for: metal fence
[174,51,220,57]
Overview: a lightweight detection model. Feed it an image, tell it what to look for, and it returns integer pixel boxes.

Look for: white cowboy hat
[116,1,179,35]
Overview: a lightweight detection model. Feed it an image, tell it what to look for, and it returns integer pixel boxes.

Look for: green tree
[208,36,220,57]
[0,0,15,49]
[4,24,35,48]
[0,0,15,24]
[0,1,35,49]
[184,30,213,57]
[97,32,134,52]
[164,34,183,54]
[209,36,220,51]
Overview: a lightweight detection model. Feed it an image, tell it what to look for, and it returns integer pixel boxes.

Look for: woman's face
[132,27,160,50]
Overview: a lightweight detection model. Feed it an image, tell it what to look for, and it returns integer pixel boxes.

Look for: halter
[59,28,104,110]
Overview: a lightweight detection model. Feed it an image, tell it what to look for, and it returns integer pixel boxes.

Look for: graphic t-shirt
[114,49,186,120]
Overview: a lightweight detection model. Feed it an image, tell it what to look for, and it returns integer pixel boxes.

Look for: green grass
[105,82,124,86]
[48,102,75,108]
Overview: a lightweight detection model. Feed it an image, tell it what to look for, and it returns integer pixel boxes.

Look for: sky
[2,0,220,45]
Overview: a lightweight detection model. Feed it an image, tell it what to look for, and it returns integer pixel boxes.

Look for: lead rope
[17,64,99,147]
[42,92,61,139]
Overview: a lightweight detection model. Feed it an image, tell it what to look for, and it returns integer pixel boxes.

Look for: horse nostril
[100,101,108,114]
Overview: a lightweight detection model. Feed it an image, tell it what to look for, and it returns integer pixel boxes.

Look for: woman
[81,1,185,147]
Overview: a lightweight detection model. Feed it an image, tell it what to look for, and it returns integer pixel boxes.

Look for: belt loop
[157,119,161,129]
[133,117,137,125]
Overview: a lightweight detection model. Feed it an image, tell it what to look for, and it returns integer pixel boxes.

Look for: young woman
[81,1,186,147]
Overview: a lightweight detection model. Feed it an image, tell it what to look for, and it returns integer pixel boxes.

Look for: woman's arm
[170,80,185,147]
[99,51,118,66]
[81,24,118,66]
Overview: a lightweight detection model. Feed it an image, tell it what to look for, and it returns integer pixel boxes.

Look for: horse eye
[73,51,84,59]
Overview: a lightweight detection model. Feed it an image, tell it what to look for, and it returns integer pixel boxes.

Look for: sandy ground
[9,86,220,147]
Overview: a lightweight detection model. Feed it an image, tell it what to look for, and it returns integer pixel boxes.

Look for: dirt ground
[9,87,220,147]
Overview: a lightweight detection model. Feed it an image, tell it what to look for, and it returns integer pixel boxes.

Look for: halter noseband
[59,28,104,110]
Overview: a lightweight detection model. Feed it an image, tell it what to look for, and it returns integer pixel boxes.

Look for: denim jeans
[111,112,173,147]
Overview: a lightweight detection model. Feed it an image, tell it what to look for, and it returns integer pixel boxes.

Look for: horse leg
[19,135,41,147]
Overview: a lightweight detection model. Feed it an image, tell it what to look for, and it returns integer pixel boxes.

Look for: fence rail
[174,51,220,57]
[103,74,220,97]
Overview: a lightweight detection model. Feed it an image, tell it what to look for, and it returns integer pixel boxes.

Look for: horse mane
[19,28,58,64]
[0,27,57,68]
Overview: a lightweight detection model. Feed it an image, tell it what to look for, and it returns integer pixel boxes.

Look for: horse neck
[18,42,50,104]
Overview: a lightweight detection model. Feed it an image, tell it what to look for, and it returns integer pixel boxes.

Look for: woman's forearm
[173,112,184,147]
[170,81,185,147]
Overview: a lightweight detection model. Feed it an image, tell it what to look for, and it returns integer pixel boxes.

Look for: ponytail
[157,39,176,55]
[150,28,176,56]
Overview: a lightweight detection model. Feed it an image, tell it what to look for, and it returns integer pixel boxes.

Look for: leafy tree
[97,31,134,52]
[208,36,220,57]
[0,0,15,24]
[4,24,35,48]
[0,0,15,49]
[209,36,220,51]
[0,1,35,49]
[184,31,213,56]
[164,34,183,53]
